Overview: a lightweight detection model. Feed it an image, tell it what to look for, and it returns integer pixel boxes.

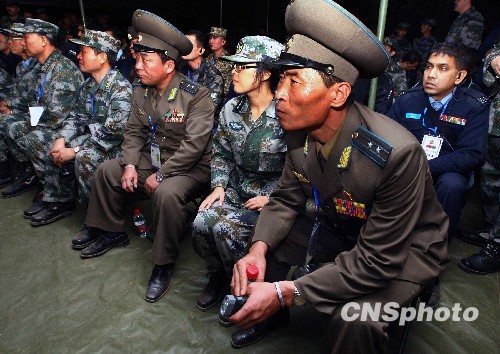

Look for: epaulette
[463,87,490,105]
[351,126,393,168]
[179,78,200,94]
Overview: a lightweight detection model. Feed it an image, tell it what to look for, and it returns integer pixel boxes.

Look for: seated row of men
[0,2,498,351]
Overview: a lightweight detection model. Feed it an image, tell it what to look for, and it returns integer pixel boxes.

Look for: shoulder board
[462,87,490,105]
[351,126,393,168]
[179,78,200,94]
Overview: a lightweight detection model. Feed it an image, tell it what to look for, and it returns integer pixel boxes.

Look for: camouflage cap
[208,27,227,38]
[220,35,284,64]
[19,18,59,37]
[3,22,24,37]
[422,18,437,27]
[132,9,192,60]
[397,22,410,30]
[70,30,120,54]
[271,0,389,85]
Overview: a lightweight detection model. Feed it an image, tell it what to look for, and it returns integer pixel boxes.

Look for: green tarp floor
[0,185,498,353]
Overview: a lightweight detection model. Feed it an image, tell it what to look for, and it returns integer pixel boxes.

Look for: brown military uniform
[253,102,448,352]
[85,72,214,265]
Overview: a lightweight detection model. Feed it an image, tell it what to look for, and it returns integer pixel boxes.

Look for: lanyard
[422,100,450,135]
[148,115,158,140]
[36,73,47,104]
[90,69,113,117]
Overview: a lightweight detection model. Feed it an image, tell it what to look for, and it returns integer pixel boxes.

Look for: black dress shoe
[1,166,37,198]
[30,201,75,226]
[197,270,230,310]
[80,232,129,258]
[72,225,104,250]
[23,189,45,219]
[455,227,491,247]
[230,309,290,349]
[0,176,13,188]
[144,264,174,303]
[458,241,500,275]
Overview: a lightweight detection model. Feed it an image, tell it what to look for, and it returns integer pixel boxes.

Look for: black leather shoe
[455,227,491,247]
[458,241,500,275]
[1,167,38,198]
[230,309,290,349]
[30,201,75,226]
[197,270,230,310]
[72,225,103,250]
[144,264,173,303]
[80,232,129,258]
[23,189,45,219]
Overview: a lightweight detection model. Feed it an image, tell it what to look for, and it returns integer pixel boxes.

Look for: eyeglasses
[231,63,258,73]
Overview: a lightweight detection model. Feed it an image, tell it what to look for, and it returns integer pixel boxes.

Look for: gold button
[352,132,359,139]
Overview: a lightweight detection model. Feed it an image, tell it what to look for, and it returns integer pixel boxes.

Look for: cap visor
[219,54,257,63]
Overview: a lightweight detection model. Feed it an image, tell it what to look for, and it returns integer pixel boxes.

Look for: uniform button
[352,132,359,139]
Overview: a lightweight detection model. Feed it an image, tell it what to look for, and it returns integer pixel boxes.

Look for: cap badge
[137,34,142,42]
[285,37,293,52]
[235,41,243,54]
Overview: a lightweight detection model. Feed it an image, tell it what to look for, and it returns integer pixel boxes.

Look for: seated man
[227,0,449,351]
[28,30,133,226]
[388,42,490,238]
[75,10,214,303]
[2,19,84,210]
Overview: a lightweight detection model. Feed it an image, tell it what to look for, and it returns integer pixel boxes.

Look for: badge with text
[29,106,44,126]
[151,143,161,170]
[333,198,367,219]
[421,134,443,160]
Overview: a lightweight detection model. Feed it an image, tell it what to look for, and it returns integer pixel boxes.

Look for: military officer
[445,0,484,50]
[458,44,500,274]
[228,0,448,351]
[192,36,285,311]
[205,26,232,97]
[181,30,224,111]
[1,19,83,214]
[74,10,214,303]
[0,23,40,188]
[25,30,133,227]
[388,42,490,238]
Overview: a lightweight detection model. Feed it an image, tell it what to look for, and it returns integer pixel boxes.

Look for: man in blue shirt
[388,42,490,237]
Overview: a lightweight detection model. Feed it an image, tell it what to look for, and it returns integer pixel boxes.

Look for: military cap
[272,0,389,85]
[3,22,24,37]
[397,22,410,30]
[208,27,227,38]
[19,18,59,38]
[70,30,120,54]
[127,26,138,41]
[221,35,284,64]
[35,8,48,15]
[132,9,192,60]
[422,18,437,27]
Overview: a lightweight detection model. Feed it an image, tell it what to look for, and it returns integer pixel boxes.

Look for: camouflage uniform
[445,7,484,50]
[6,49,83,201]
[192,96,286,274]
[186,60,224,112]
[393,37,411,62]
[205,48,232,96]
[0,67,13,100]
[481,46,500,239]
[385,60,407,98]
[48,69,132,205]
[413,35,437,71]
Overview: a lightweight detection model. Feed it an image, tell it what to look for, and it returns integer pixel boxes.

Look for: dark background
[2,0,500,48]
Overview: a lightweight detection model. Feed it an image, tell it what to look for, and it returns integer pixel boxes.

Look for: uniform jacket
[206,49,232,95]
[32,50,84,130]
[445,7,484,50]
[387,85,490,177]
[119,71,214,183]
[59,69,133,153]
[184,61,224,110]
[10,58,40,115]
[212,96,286,205]
[483,46,500,136]
[0,67,13,101]
[253,102,449,314]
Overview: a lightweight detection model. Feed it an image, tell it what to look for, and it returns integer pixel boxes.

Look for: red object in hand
[246,264,259,281]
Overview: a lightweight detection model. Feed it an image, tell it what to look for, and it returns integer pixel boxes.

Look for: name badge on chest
[151,143,161,170]
[421,134,443,160]
[29,106,44,126]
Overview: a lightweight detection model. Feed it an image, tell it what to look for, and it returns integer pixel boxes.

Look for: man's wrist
[124,164,136,169]
[249,241,269,258]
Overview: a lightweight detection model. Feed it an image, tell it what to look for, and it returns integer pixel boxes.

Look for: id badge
[29,106,44,126]
[88,123,98,137]
[421,134,443,160]
[151,143,161,170]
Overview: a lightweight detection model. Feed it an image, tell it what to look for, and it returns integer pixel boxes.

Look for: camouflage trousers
[74,147,120,205]
[0,113,26,162]
[192,198,259,275]
[6,120,31,163]
[8,121,74,202]
[481,135,500,240]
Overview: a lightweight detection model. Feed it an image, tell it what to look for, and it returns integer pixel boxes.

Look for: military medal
[440,114,466,126]
[333,198,367,219]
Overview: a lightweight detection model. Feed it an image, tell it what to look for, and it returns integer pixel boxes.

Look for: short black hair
[401,50,421,65]
[429,42,468,71]
[184,30,207,51]
[92,47,118,67]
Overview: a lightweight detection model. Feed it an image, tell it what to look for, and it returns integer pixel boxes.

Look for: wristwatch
[293,285,306,306]
[156,170,166,183]
[73,146,80,154]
